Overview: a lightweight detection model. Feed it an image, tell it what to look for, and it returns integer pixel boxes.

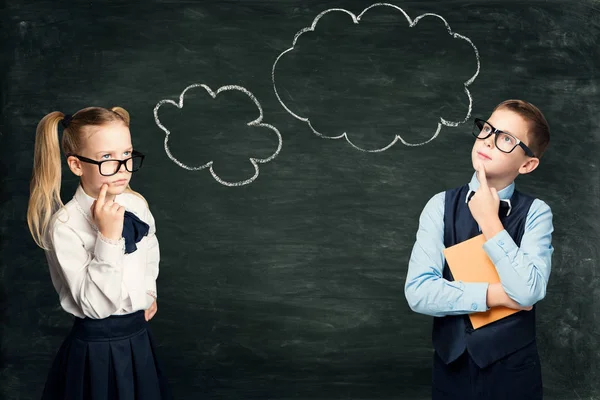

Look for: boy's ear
[67,156,83,177]
[518,157,540,175]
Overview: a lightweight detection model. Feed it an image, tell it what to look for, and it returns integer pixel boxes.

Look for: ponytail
[111,106,130,126]
[27,112,66,249]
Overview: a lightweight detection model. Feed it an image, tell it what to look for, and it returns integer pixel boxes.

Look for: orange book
[443,234,519,329]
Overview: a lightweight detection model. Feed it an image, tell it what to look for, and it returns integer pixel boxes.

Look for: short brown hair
[494,99,550,158]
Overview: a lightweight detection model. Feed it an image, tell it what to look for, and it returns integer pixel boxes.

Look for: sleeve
[144,205,160,304]
[50,222,126,319]
[404,192,489,317]
[483,199,554,306]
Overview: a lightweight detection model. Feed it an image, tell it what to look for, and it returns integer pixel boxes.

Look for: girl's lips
[477,151,492,160]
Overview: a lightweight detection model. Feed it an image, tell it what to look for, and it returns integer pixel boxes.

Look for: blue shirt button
[499,240,505,246]
[471,303,478,311]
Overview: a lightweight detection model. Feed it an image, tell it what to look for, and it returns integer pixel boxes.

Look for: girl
[27,107,172,399]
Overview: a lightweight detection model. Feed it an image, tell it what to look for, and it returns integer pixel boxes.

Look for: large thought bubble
[272,3,481,152]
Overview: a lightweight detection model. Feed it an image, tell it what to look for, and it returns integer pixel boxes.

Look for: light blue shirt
[404,172,554,317]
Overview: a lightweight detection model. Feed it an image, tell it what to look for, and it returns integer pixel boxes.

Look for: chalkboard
[1,0,599,398]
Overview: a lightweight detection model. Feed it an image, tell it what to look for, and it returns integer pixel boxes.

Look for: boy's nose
[483,135,494,148]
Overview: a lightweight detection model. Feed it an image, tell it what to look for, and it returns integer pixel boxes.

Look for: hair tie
[61,114,73,128]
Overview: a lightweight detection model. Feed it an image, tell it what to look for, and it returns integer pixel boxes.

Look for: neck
[477,172,517,192]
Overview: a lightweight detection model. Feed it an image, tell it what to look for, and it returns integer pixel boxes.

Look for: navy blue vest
[432,184,537,368]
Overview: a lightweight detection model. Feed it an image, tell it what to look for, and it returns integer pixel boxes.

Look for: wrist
[480,217,504,240]
[486,283,506,308]
[98,231,123,245]
[99,229,122,242]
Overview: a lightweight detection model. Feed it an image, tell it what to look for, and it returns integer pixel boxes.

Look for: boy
[404,100,553,399]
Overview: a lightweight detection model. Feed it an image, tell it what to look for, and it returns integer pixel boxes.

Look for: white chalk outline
[272,3,481,152]
[153,84,283,187]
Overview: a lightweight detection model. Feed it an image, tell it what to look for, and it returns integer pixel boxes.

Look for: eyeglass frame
[67,150,145,176]
[472,118,536,158]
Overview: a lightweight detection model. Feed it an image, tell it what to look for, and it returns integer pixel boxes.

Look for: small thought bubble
[154,84,282,187]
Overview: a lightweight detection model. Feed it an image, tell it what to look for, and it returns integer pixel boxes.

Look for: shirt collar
[465,172,515,216]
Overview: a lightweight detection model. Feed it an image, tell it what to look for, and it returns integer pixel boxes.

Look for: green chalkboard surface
[1,0,599,398]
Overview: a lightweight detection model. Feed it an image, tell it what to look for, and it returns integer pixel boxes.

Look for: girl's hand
[145,299,158,321]
[91,184,125,241]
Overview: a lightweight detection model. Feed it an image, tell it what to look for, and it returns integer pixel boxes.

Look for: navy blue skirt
[41,310,172,400]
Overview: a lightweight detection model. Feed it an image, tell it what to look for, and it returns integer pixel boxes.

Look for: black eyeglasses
[68,150,145,176]
[472,118,536,158]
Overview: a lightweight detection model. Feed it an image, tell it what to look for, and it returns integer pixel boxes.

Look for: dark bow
[122,211,150,254]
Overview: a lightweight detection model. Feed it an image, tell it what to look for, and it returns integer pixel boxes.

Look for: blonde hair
[27,106,145,249]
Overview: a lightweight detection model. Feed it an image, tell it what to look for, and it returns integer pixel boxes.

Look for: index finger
[477,162,489,188]
[96,184,108,206]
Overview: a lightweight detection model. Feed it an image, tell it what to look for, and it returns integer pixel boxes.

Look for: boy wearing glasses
[404,100,553,399]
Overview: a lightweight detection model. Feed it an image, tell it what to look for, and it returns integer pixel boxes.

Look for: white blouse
[45,184,159,319]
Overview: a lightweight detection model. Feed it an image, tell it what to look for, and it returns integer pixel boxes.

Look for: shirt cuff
[483,229,518,265]
[461,281,490,312]
[94,232,125,264]
[146,277,157,299]
[146,292,157,303]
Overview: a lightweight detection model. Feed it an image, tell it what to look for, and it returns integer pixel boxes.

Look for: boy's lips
[477,151,492,160]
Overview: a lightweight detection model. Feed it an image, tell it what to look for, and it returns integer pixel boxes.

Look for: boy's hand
[487,283,533,311]
[468,163,503,239]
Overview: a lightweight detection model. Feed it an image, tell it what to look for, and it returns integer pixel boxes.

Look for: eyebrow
[487,121,517,137]
[94,147,134,156]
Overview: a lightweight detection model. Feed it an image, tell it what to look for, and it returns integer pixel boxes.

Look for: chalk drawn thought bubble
[272,3,481,152]
[154,84,282,187]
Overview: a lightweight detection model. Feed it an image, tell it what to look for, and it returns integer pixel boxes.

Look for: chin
[108,185,129,196]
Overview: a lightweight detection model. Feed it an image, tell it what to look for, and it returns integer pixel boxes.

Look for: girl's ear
[518,157,540,175]
[67,156,83,177]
